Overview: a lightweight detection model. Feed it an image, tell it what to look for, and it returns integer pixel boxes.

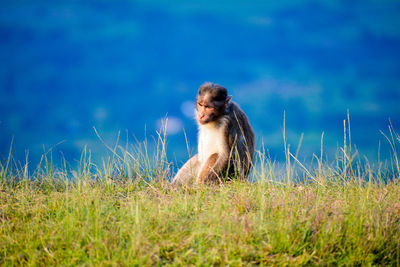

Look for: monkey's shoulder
[224,102,249,128]
[224,102,254,146]
[227,101,248,119]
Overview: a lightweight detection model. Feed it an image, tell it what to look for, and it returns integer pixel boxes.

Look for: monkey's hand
[197,153,227,184]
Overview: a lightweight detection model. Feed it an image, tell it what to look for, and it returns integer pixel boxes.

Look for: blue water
[1,1,400,166]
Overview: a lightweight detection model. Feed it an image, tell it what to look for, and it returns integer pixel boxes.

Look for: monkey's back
[224,102,255,179]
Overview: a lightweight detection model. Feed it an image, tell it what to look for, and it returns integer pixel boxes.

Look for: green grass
[1,123,400,266]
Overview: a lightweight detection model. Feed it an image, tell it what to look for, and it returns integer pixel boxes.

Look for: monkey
[172,82,255,185]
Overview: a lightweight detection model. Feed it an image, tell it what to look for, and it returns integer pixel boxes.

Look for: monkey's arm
[172,155,200,186]
[197,153,228,184]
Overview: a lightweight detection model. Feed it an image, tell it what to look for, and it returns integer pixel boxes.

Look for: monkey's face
[196,93,226,125]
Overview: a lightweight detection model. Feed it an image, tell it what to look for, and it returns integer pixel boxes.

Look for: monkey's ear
[225,95,232,109]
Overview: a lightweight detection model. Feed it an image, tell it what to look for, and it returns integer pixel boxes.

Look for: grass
[1,121,400,266]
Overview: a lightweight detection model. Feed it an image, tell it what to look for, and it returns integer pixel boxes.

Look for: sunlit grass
[0,120,399,266]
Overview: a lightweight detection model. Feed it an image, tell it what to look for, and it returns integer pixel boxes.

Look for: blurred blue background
[1,0,400,166]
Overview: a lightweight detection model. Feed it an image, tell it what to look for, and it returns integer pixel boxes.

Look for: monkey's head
[196,82,232,125]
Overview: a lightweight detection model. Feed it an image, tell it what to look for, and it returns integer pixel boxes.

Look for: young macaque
[172,82,255,185]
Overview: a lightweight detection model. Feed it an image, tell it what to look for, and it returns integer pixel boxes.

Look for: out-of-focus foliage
[0,0,399,164]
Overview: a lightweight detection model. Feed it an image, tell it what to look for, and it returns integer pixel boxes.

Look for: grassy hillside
[1,125,400,266]
[1,179,399,265]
